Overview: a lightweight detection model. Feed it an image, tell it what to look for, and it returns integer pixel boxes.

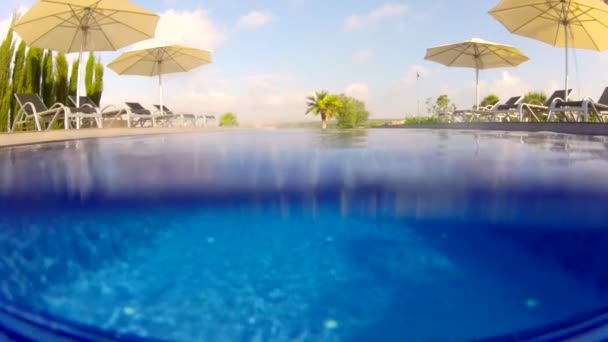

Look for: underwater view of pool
[1,129,608,341]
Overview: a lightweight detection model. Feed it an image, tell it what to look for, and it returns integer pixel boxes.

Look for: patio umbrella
[12,0,160,107]
[107,45,213,115]
[489,0,608,101]
[424,38,529,109]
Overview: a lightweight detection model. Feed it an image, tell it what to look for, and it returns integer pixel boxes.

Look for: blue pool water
[1,129,608,341]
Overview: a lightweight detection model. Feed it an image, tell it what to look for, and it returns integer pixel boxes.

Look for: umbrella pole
[565,25,569,101]
[476,68,480,110]
[159,73,164,117]
[75,29,88,130]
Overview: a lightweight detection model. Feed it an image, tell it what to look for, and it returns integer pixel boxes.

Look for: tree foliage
[480,94,500,108]
[85,52,95,98]
[523,91,547,106]
[91,58,104,106]
[306,91,343,129]
[55,52,69,105]
[24,47,42,94]
[426,94,456,116]
[404,116,442,124]
[0,15,16,131]
[69,59,79,96]
[523,91,548,121]
[336,94,370,128]
[41,50,55,107]
[220,112,238,127]
[11,41,27,121]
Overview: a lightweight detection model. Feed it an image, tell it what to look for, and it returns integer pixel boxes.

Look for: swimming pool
[1,129,607,341]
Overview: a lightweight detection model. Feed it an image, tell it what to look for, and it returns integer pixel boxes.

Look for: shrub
[403,116,442,124]
[336,95,370,128]
[220,112,238,127]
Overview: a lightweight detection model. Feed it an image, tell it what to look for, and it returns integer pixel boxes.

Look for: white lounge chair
[11,94,100,132]
[153,105,198,127]
[125,102,175,128]
[492,96,523,122]
[69,96,126,128]
[204,115,217,127]
[444,101,501,123]
[548,87,608,123]
[466,102,502,122]
[495,90,572,122]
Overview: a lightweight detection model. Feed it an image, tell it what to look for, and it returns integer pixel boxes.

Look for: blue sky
[1,0,608,124]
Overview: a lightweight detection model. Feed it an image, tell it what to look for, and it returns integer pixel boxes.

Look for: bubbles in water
[123,306,137,316]
[324,319,339,330]
[525,298,539,309]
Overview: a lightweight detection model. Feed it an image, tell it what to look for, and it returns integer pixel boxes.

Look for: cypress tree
[24,47,43,94]
[11,41,27,121]
[0,14,16,131]
[85,52,95,98]
[91,59,104,106]
[55,52,69,106]
[2,83,14,132]
[12,41,26,92]
[34,49,42,93]
[41,50,55,107]
[69,58,79,96]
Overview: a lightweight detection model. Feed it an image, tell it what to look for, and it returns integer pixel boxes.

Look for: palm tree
[306,91,342,129]
[523,91,547,121]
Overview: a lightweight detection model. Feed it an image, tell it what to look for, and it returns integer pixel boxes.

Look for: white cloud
[487,72,530,99]
[352,49,373,65]
[102,68,312,124]
[345,82,370,101]
[237,10,275,30]
[132,9,226,50]
[345,3,408,31]
[245,73,283,90]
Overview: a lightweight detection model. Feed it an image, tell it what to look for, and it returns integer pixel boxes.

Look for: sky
[1,0,608,124]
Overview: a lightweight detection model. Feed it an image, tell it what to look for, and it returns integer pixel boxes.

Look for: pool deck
[0,127,231,147]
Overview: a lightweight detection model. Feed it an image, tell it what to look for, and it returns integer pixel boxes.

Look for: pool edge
[381,122,608,136]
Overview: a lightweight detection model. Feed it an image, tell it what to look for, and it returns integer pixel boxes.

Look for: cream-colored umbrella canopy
[12,0,160,107]
[489,0,608,100]
[108,45,213,115]
[424,38,529,109]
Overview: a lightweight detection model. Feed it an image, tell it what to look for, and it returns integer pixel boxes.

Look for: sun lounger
[548,87,608,122]
[494,90,572,122]
[153,105,198,127]
[444,101,500,123]
[69,96,126,128]
[11,94,100,131]
[527,89,573,122]
[467,102,502,122]
[492,96,524,122]
[13,93,106,131]
[124,102,174,128]
[12,93,65,131]
[204,115,217,127]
